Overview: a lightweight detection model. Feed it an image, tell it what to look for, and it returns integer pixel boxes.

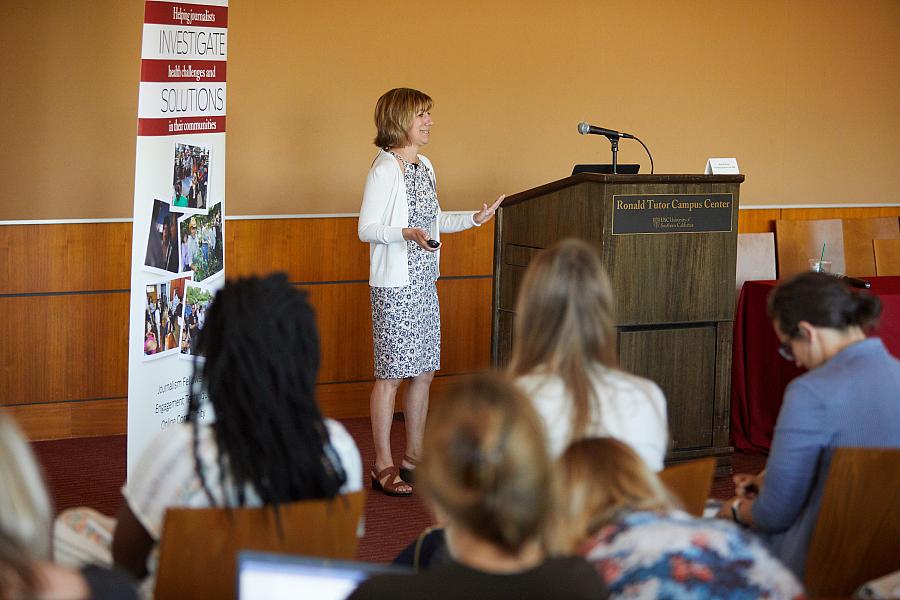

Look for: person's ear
[796,321,816,342]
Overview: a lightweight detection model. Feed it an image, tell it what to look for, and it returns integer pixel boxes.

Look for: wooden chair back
[658,458,716,517]
[736,232,776,294]
[873,238,900,276]
[804,448,900,598]
[841,217,900,276]
[154,491,365,600]
[775,218,845,279]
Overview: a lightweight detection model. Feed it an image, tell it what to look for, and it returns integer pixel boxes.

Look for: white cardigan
[358,150,478,287]
[517,364,669,472]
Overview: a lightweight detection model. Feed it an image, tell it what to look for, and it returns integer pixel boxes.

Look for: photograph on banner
[143,199,184,275]
[177,202,223,281]
[143,275,191,361]
[180,281,216,359]
[171,143,211,215]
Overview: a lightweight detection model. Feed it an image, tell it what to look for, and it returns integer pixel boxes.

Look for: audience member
[350,373,607,600]
[719,272,900,576]
[552,437,804,599]
[56,274,362,595]
[0,414,138,599]
[509,239,668,471]
[0,414,52,561]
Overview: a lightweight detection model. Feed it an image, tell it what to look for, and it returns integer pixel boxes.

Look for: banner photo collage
[127,0,228,470]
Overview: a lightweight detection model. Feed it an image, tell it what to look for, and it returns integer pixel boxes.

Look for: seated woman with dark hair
[718,272,900,576]
[56,274,362,594]
[552,437,804,599]
[350,373,606,600]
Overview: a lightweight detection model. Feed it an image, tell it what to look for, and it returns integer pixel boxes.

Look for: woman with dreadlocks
[55,274,362,594]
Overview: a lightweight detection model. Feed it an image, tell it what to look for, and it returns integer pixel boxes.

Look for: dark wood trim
[502,174,745,208]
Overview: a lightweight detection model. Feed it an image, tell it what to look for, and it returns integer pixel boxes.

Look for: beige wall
[2,0,899,220]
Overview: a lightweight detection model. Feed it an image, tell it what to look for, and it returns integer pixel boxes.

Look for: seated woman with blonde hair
[509,238,668,471]
[0,413,137,599]
[552,437,804,599]
[349,373,606,600]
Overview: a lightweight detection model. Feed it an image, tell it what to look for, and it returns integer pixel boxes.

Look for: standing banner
[127,0,228,470]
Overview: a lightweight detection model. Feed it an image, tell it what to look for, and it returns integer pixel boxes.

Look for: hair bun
[852,290,882,332]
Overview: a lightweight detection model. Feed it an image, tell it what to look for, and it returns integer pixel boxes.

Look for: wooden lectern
[492,173,744,471]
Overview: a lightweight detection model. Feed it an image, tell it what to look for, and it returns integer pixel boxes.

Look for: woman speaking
[359,88,502,497]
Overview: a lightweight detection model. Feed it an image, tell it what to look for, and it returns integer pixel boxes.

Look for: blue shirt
[751,338,900,576]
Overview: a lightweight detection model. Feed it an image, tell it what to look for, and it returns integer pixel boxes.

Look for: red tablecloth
[731,276,900,454]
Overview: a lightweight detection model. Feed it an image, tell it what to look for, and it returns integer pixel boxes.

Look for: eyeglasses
[778,341,795,362]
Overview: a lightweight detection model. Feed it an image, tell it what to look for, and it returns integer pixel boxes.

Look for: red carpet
[31,419,765,563]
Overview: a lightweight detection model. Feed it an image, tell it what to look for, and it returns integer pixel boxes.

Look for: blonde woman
[348,373,605,599]
[359,88,503,496]
[0,414,137,599]
[0,414,52,561]
[509,239,668,471]
[552,437,804,599]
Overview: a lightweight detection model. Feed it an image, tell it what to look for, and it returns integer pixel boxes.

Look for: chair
[736,232,776,295]
[874,238,900,276]
[154,491,365,600]
[804,448,900,598]
[775,219,845,279]
[841,217,900,276]
[658,458,716,517]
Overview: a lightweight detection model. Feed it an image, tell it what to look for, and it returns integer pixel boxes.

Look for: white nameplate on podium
[705,157,740,175]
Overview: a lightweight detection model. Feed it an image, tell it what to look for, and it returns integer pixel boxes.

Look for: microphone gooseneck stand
[602,134,653,175]
[608,136,619,174]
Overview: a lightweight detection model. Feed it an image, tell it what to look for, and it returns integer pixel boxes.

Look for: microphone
[835,273,871,289]
[577,121,633,139]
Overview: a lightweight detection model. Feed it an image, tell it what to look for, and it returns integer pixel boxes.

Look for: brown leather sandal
[399,454,419,484]
[371,465,412,496]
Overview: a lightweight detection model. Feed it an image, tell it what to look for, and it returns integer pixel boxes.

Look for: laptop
[237,551,411,600]
[572,164,640,175]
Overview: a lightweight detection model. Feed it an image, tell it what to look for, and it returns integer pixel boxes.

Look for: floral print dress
[579,510,806,600]
[370,155,441,379]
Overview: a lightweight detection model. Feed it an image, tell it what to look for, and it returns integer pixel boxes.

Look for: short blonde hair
[509,239,617,441]
[550,437,675,553]
[418,373,552,553]
[373,88,433,149]
[0,414,52,559]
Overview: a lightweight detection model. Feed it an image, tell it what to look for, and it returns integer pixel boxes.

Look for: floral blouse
[579,510,806,600]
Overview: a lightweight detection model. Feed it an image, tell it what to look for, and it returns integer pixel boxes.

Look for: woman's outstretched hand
[403,227,440,251]
[473,195,505,225]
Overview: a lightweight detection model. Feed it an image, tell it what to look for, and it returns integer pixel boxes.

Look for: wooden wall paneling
[437,277,493,374]
[737,209,780,233]
[841,217,900,277]
[4,399,127,441]
[9,377,478,440]
[873,239,900,276]
[0,223,131,294]
[7,208,897,441]
[303,282,373,384]
[226,218,369,282]
[438,220,495,277]
[0,294,128,407]
[780,206,900,221]
[316,381,375,420]
[316,373,471,421]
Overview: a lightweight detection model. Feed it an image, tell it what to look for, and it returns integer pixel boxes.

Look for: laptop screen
[572,164,640,175]
[238,551,411,600]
